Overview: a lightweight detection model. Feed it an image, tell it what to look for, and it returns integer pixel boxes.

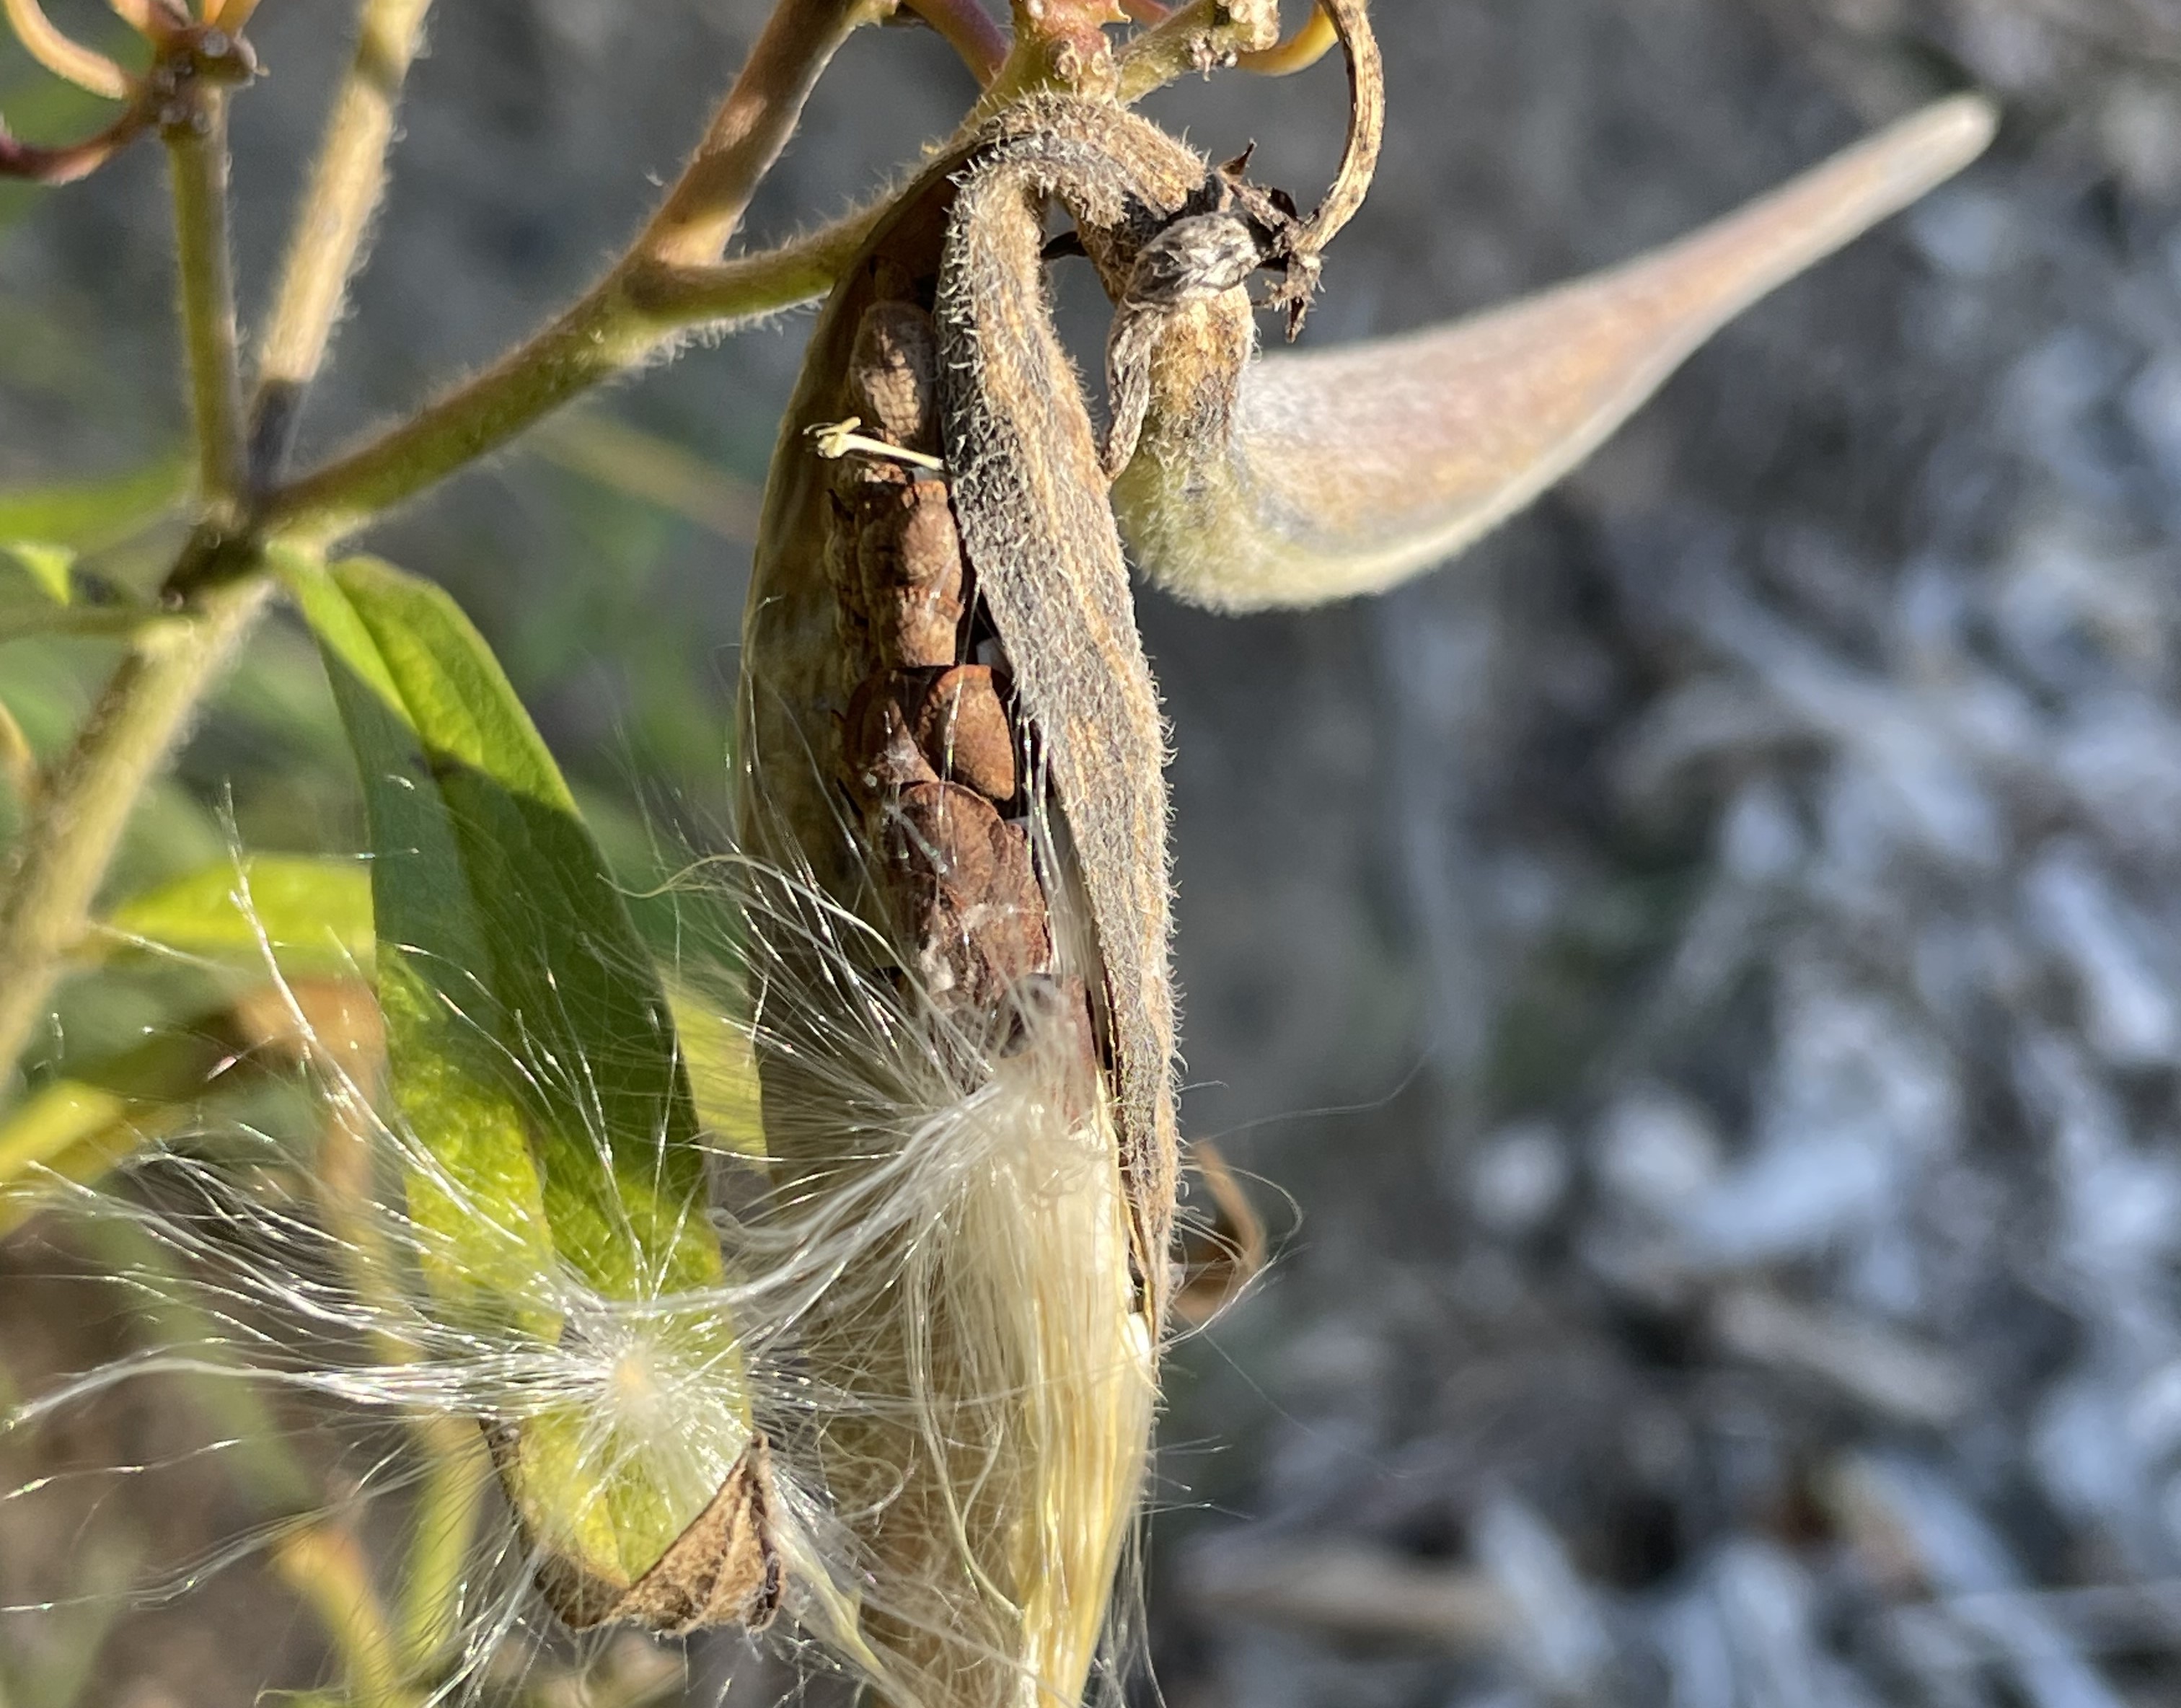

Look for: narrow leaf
[0,1021,253,1235]
[0,454,188,554]
[0,1081,181,1236]
[283,550,745,1594]
[97,855,375,974]
[666,980,764,1159]
[1,538,74,603]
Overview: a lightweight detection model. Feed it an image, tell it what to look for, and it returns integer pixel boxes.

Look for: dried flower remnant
[0,0,258,183]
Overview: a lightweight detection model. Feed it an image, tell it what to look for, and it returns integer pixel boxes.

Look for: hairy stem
[0,575,273,1083]
[248,0,439,486]
[639,0,891,268]
[1116,0,1280,102]
[258,230,861,547]
[255,0,891,545]
[167,97,247,514]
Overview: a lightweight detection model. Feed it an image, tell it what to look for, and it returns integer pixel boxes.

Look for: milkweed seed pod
[736,95,1252,1708]
[1109,93,1999,611]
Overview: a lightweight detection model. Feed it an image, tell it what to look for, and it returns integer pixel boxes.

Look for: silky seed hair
[1,819,1171,1707]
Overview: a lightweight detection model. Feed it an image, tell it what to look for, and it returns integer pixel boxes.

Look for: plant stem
[257,234,852,547]
[640,0,891,268]
[248,0,439,486]
[1115,0,1280,101]
[0,0,132,99]
[272,1522,419,1708]
[396,1417,488,1668]
[166,97,247,514]
[0,574,273,1081]
[257,0,891,548]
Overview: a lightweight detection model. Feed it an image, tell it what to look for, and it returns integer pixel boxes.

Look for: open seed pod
[736,94,1245,1708]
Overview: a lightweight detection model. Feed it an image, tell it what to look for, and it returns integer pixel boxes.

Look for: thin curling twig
[1,0,133,98]
[247,0,439,487]
[1288,0,1381,259]
[1238,0,1379,333]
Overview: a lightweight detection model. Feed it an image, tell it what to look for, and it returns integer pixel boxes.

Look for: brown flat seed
[844,674,940,801]
[913,664,1016,804]
[881,587,966,669]
[848,301,942,453]
[857,480,964,599]
[888,784,1049,1003]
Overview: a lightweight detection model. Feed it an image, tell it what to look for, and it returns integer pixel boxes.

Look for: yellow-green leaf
[284,551,744,1593]
[0,1022,247,1236]
[1,540,74,604]
[667,980,765,1159]
[0,456,188,555]
[0,1082,177,1237]
[98,855,375,974]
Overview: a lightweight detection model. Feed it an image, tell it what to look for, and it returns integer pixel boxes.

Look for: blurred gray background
[10,0,2181,1703]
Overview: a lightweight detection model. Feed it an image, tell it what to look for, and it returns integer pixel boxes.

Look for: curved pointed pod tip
[1115,92,1999,612]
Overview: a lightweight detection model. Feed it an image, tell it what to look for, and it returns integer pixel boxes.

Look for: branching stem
[0,0,891,1085]
[0,0,1295,1090]
[258,222,869,548]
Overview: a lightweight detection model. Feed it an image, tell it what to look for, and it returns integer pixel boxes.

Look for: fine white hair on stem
[3,811,1162,1708]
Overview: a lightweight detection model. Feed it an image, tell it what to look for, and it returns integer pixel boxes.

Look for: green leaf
[97,855,376,974]
[0,1082,178,1237]
[0,456,189,555]
[667,979,765,1159]
[0,1022,250,1237]
[1,539,74,603]
[283,551,743,1591]
[0,604,167,644]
